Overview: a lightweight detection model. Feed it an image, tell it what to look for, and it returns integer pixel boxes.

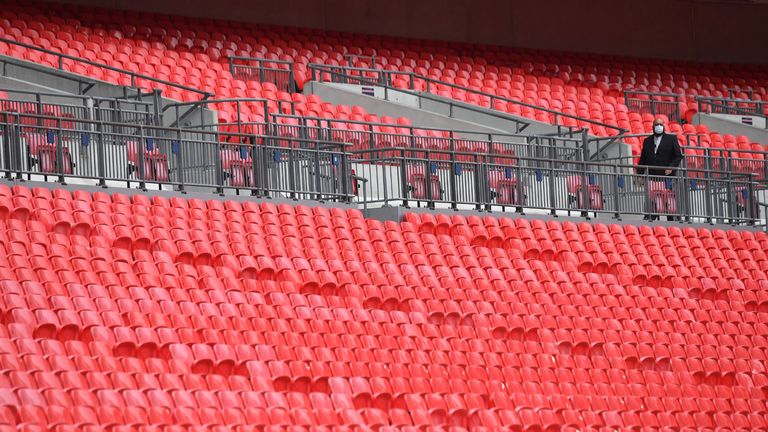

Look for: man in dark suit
[636,117,684,221]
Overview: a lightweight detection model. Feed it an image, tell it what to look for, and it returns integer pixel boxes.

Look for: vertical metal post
[400,149,409,207]
[704,148,713,224]
[152,89,163,126]
[548,143,557,216]
[175,129,185,193]
[474,153,483,211]
[213,130,223,195]
[725,176,736,224]
[515,164,524,214]
[612,163,621,219]
[448,134,457,210]
[252,138,263,197]
[313,146,323,202]
[288,145,297,200]
[0,115,8,177]
[747,177,756,225]
[339,150,350,203]
[137,126,146,190]
[55,119,65,184]
[580,129,590,218]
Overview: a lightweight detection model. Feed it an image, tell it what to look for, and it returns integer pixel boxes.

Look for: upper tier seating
[0,183,767,430]
[0,1,766,163]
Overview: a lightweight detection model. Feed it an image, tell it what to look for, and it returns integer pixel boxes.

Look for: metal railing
[1,110,763,226]
[0,36,212,100]
[308,63,626,137]
[624,90,682,123]
[0,88,157,128]
[696,96,766,127]
[229,56,296,92]
[350,145,760,225]
[268,113,582,162]
[0,111,354,201]
[163,98,275,131]
[727,88,754,99]
[589,132,768,183]
[345,54,377,68]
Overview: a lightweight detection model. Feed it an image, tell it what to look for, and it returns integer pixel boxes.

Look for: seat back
[37,145,73,174]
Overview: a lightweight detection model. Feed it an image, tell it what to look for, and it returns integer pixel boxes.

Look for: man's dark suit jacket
[637,133,684,176]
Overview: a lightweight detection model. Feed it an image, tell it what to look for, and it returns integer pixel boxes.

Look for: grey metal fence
[696,96,767,127]
[229,56,296,93]
[0,88,157,127]
[624,90,682,123]
[0,36,211,100]
[345,54,377,68]
[350,146,760,225]
[269,113,583,162]
[587,132,768,183]
[308,64,625,137]
[163,98,276,132]
[1,110,763,225]
[0,111,354,202]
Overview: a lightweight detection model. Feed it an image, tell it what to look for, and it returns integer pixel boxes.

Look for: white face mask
[653,125,664,135]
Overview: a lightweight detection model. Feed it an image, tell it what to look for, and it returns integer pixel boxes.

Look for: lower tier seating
[0,184,766,430]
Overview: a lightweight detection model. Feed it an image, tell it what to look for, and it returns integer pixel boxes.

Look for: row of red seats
[0,183,767,429]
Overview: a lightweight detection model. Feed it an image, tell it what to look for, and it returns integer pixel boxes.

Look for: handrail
[4,109,752,178]
[345,54,377,68]
[162,97,277,130]
[0,87,154,106]
[1,110,760,225]
[308,63,626,136]
[624,89,682,98]
[0,110,355,200]
[1,109,352,148]
[623,89,682,123]
[308,64,535,134]
[228,56,295,92]
[352,145,754,178]
[270,112,581,143]
[0,36,212,99]
[592,131,768,157]
[695,95,766,120]
[228,55,295,66]
[352,145,759,224]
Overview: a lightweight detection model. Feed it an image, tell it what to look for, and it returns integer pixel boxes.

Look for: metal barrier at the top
[345,54,377,68]
[696,96,767,126]
[162,98,299,134]
[0,87,156,122]
[0,36,212,101]
[0,110,762,226]
[228,56,296,93]
[308,64,537,135]
[350,144,761,226]
[308,63,627,138]
[624,90,682,123]
[269,113,583,163]
[589,132,768,184]
[0,110,354,201]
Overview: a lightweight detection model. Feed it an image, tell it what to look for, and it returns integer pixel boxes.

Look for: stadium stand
[0,0,766,430]
[0,184,766,430]
[0,0,766,163]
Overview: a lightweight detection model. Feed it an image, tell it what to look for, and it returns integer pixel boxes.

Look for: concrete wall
[54,0,768,64]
